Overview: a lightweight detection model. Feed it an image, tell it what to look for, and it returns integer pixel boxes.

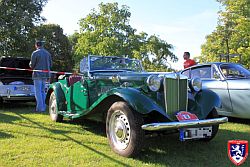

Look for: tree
[73,2,177,71]
[0,0,48,57]
[30,24,73,71]
[68,32,81,69]
[144,35,177,71]
[75,3,135,57]
[200,0,250,68]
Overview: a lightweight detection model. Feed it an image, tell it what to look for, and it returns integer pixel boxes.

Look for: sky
[42,0,221,70]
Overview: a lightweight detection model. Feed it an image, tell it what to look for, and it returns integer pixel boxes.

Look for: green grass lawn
[0,102,249,167]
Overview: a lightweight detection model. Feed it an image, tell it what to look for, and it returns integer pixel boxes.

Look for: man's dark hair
[35,40,44,47]
[184,52,190,58]
[184,52,190,57]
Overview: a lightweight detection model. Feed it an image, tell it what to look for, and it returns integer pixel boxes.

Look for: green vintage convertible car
[45,55,228,157]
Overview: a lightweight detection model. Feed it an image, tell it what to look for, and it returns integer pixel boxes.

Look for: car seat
[68,75,82,86]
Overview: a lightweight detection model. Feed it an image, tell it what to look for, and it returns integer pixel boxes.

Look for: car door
[219,63,250,117]
[226,79,250,116]
[184,65,233,113]
[69,76,89,112]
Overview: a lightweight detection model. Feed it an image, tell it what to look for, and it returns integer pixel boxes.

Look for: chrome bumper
[141,117,228,131]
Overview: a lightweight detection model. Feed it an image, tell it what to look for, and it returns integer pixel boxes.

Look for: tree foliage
[0,0,48,56]
[73,2,177,71]
[30,24,73,71]
[200,0,250,68]
[0,1,72,71]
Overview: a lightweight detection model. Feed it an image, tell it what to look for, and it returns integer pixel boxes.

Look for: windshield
[220,63,250,79]
[89,56,143,72]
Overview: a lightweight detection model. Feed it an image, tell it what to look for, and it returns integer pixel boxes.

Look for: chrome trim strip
[177,74,180,111]
[141,117,228,131]
[163,77,168,113]
[185,79,188,111]
[164,73,188,80]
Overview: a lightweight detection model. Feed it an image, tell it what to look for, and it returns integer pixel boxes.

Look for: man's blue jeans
[34,79,47,112]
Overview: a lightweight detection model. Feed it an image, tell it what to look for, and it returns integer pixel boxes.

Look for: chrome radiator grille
[164,76,188,119]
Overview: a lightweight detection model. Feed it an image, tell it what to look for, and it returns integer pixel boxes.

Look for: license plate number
[180,127,212,141]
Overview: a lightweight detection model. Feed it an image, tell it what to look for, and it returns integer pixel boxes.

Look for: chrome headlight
[189,77,202,92]
[146,75,162,92]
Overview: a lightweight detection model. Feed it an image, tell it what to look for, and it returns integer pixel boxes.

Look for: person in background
[183,52,196,69]
[30,40,52,112]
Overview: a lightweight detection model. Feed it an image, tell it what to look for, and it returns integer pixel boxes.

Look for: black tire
[49,92,63,122]
[106,101,144,157]
[200,108,219,141]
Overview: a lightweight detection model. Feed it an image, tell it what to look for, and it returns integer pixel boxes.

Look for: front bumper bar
[141,117,228,131]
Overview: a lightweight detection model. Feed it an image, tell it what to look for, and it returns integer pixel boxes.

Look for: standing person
[183,51,196,69]
[30,40,52,112]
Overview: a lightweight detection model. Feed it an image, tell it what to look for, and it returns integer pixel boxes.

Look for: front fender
[107,87,167,117]
[46,82,67,111]
[189,89,221,119]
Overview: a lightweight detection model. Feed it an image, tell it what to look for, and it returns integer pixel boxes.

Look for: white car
[0,56,35,102]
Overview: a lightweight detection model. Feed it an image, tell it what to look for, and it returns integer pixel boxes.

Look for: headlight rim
[146,75,162,92]
[189,77,202,92]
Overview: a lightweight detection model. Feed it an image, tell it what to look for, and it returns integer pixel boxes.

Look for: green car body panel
[47,81,221,121]
[47,77,167,118]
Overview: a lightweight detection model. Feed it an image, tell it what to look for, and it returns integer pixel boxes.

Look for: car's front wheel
[106,101,144,157]
[49,92,63,122]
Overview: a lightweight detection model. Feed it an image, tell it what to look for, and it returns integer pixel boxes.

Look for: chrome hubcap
[109,110,130,150]
[49,93,57,119]
[115,118,127,141]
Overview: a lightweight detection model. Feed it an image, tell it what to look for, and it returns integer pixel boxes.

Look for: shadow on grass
[45,117,250,167]
[0,102,36,123]
[66,118,106,137]
[228,117,250,125]
[0,112,21,123]
[135,129,250,167]
[61,118,250,166]
[3,106,249,166]
[13,113,132,167]
[0,131,14,139]
[0,102,35,114]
